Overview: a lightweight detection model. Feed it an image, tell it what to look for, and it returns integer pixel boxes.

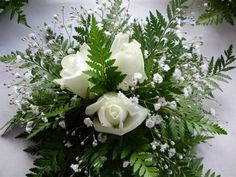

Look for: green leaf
[130,152,159,177]
[85,16,126,95]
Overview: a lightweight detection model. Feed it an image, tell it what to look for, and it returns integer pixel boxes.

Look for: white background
[0,0,236,177]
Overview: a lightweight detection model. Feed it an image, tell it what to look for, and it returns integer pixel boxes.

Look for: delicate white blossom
[123,161,130,168]
[145,118,155,128]
[83,117,93,127]
[154,103,161,111]
[183,86,192,98]
[153,73,163,84]
[70,164,79,172]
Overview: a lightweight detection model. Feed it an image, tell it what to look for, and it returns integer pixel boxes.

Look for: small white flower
[59,121,66,129]
[67,48,75,54]
[154,103,161,111]
[183,86,192,98]
[100,156,107,161]
[145,118,155,128]
[42,117,48,123]
[160,143,169,152]
[92,139,98,147]
[151,140,160,150]
[71,95,78,101]
[203,3,208,7]
[168,101,177,110]
[24,71,32,80]
[53,14,59,20]
[168,148,176,158]
[158,97,167,106]
[153,73,163,84]
[13,86,19,94]
[71,130,76,136]
[173,68,182,81]
[151,143,157,150]
[16,55,22,62]
[123,161,130,168]
[104,31,111,36]
[210,108,216,116]
[98,133,107,143]
[133,72,143,82]
[129,96,139,105]
[201,64,208,73]
[30,105,40,115]
[144,50,149,58]
[14,100,21,106]
[163,64,170,71]
[14,73,21,78]
[176,30,183,39]
[83,117,93,127]
[44,49,52,56]
[70,164,79,172]
[150,115,162,125]
[64,141,72,148]
[28,33,36,39]
[26,121,34,133]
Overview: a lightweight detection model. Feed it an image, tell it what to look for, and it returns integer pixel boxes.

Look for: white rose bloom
[54,44,91,98]
[85,92,149,136]
[111,33,147,90]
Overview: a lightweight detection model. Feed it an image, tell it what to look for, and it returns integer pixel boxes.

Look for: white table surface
[0,0,236,177]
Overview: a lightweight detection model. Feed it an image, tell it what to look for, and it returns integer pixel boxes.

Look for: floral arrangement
[197,0,236,25]
[1,0,236,176]
[0,0,28,26]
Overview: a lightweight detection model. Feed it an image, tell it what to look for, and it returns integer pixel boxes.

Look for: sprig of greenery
[0,0,29,26]
[197,0,236,25]
[85,16,126,95]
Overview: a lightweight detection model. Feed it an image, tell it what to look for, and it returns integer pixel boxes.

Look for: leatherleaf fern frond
[197,0,236,25]
[133,0,187,78]
[130,152,159,177]
[84,16,126,95]
[73,14,92,46]
[204,45,236,92]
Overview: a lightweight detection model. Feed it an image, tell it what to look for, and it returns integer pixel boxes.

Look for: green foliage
[27,122,52,140]
[133,0,186,78]
[101,0,131,35]
[206,45,236,91]
[0,52,16,63]
[197,0,236,25]
[0,110,23,134]
[208,45,236,76]
[44,98,81,118]
[85,16,126,95]
[0,0,29,26]
[73,15,92,46]
[130,152,159,177]
[1,0,235,177]
[179,99,227,135]
[25,131,67,177]
[204,169,221,177]
[197,11,224,25]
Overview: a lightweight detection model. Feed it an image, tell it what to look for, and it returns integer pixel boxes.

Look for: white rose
[85,92,149,136]
[111,33,147,90]
[54,44,91,98]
